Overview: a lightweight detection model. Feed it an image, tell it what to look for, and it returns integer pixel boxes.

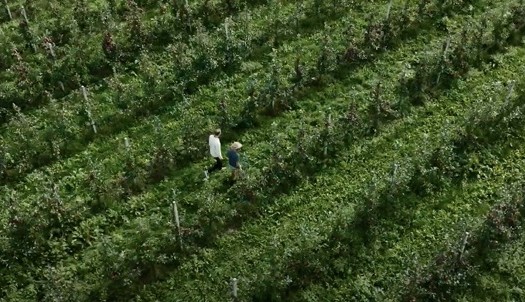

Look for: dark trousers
[207,157,223,174]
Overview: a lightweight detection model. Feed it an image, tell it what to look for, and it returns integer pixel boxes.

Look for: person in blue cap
[227,141,243,182]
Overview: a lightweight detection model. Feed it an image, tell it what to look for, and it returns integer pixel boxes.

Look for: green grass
[142,44,525,302]
[2,0,525,301]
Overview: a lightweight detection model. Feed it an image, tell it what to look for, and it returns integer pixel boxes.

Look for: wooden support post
[81,85,88,102]
[81,86,97,134]
[12,102,20,114]
[231,277,238,300]
[86,109,97,134]
[386,0,393,20]
[172,189,183,248]
[324,113,332,157]
[442,37,451,59]
[4,0,12,20]
[504,81,515,106]
[45,42,56,58]
[391,163,399,187]
[52,184,62,205]
[459,231,470,261]
[436,37,451,86]
[20,6,36,51]
[224,18,229,40]
[20,6,28,24]
[183,0,192,32]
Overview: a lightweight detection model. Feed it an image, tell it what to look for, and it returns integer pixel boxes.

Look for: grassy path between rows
[141,41,525,302]
[296,104,525,301]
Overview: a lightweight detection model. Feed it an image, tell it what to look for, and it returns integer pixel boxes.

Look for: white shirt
[209,135,222,158]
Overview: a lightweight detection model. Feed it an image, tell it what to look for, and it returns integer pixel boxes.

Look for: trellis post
[459,231,470,261]
[82,85,97,134]
[4,0,12,20]
[171,189,183,249]
[231,277,238,300]
[386,0,393,20]
[504,81,515,106]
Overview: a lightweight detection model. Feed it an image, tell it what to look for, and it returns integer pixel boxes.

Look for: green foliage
[2,0,525,301]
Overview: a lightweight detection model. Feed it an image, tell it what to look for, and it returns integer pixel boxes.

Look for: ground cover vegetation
[1,0,525,301]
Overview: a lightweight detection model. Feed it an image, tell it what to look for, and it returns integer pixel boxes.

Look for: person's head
[214,128,221,137]
[231,142,242,151]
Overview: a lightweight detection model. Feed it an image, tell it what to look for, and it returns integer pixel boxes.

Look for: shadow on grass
[248,95,525,301]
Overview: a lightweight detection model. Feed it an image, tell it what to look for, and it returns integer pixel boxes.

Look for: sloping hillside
[1,0,525,301]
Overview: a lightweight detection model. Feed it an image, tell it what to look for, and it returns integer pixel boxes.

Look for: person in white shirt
[204,129,223,179]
